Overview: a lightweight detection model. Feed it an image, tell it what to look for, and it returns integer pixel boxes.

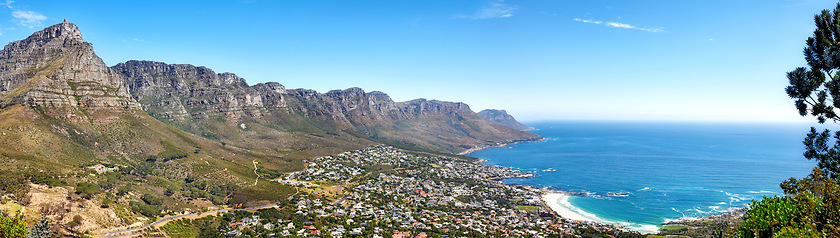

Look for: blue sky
[0,0,834,122]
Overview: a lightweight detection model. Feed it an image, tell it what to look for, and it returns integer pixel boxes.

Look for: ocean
[468,121,818,233]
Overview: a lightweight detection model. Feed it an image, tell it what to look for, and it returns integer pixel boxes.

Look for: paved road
[97,204,278,238]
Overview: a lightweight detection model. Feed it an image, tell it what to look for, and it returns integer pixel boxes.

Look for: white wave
[722,191,750,205]
[638,187,651,191]
[747,190,775,194]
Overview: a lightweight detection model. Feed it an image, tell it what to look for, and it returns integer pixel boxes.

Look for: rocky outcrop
[478,109,535,131]
[0,20,138,118]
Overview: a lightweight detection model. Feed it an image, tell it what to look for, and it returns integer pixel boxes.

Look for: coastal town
[198,145,643,237]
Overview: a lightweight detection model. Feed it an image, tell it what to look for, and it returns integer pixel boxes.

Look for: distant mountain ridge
[478,109,535,131]
[112,60,541,154]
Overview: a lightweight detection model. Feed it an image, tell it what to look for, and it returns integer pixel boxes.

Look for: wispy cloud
[4,0,47,28]
[575,18,602,24]
[456,0,517,20]
[574,18,663,33]
[12,10,46,28]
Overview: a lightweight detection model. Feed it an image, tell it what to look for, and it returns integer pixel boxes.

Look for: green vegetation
[145,140,189,162]
[516,205,541,211]
[182,180,238,205]
[739,2,840,237]
[0,171,29,202]
[27,217,52,238]
[130,201,160,218]
[0,211,27,238]
[159,219,201,238]
[660,225,690,232]
[66,214,83,228]
[785,2,840,180]
[74,182,100,199]
[159,216,223,238]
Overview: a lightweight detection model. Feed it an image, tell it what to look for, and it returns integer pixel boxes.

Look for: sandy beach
[542,192,661,234]
[542,192,602,222]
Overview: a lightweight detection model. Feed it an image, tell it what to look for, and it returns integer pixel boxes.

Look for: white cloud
[573,18,602,24]
[12,10,46,28]
[574,17,663,33]
[456,0,517,20]
[606,22,633,29]
[4,1,47,28]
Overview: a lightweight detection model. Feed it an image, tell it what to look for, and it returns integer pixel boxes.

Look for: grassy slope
[0,104,301,205]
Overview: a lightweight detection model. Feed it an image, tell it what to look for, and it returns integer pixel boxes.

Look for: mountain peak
[0,20,139,115]
[26,20,83,43]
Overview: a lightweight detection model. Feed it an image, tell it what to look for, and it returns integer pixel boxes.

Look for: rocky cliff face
[0,20,138,119]
[114,60,541,153]
[111,60,282,122]
[478,109,535,131]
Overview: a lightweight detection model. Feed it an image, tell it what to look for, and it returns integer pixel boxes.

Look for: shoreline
[458,137,545,155]
[541,192,605,223]
[466,138,659,234]
[460,126,755,236]
[540,192,662,234]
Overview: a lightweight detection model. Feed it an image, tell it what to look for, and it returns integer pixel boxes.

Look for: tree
[74,182,100,199]
[27,217,52,238]
[785,2,840,180]
[739,2,840,237]
[67,214,83,228]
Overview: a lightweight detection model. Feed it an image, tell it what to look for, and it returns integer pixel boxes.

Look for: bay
[469,121,818,233]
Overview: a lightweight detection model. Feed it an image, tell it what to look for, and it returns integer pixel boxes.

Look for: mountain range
[0,20,539,215]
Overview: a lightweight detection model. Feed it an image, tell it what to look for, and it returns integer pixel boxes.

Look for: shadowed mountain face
[112,60,542,154]
[478,109,535,131]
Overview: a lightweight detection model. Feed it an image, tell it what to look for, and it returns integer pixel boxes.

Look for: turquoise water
[469,121,817,233]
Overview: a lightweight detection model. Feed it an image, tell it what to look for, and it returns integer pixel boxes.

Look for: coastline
[464,137,659,234]
[464,136,663,234]
[541,192,662,234]
[541,192,605,223]
[459,137,545,155]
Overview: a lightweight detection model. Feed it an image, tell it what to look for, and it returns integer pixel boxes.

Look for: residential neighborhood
[205,145,638,237]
